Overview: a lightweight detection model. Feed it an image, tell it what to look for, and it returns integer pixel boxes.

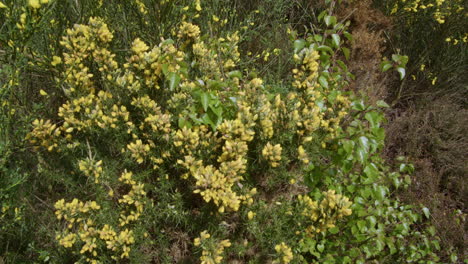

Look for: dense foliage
[0,0,462,263]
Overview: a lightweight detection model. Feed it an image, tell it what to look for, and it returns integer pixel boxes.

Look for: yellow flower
[51,56,62,66]
[195,0,201,11]
[274,242,293,263]
[247,211,255,220]
[28,0,41,9]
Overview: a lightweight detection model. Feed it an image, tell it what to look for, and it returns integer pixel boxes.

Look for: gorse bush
[0,0,447,263]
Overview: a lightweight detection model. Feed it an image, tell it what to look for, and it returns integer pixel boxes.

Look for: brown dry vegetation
[339,0,393,103]
[385,99,467,258]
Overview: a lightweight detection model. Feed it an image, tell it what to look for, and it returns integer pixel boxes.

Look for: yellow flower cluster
[292,48,324,139]
[178,22,201,40]
[177,107,258,212]
[126,139,151,164]
[131,95,171,133]
[173,126,200,153]
[117,170,146,226]
[292,46,351,142]
[194,231,231,264]
[392,0,466,25]
[78,158,103,183]
[191,31,241,79]
[58,91,131,132]
[297,145,310,164]
[445,34,468,45]
[54,198,100,225]
[192,41,221,78]
[54,170,144,262]
[273,242,294,264]
[262,142,282,167]
[60,17,115,94]
[179,155,256,212]
[298,190,352,237]
[26,119,61,151]
[124,38,184,91]
[28,0,49,9]
[293,48,320,94]
[133,0,148,15]
[256,93,284,139]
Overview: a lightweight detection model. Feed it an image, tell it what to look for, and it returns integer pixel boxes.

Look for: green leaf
[168,72,180,91]
[397,67,406,80]
[329,227,339,234]
[201,114,215,129]
[358,136,369,152]
[200,92,209,112]
[324,15,337,27]
[364,163,379,179]
[352,100,366,111]
[294,39,306,53]
[208,80,223,90]
[343,32,353,41]
[162,64,169,75]
[374,185,387,200]
[422,207,430,219]
[432,240,440,251]
[367,216,377,228]
[317,243,325,253]
[342,47,350,60]
[381,61,392,72]
[357,220,367,232]
[161,39,175,45]
[316,45,334,54]
[228,70,242,79]
[209,105,223,117]
[314,34,323,42]
[343,139,354,155]
[331,34,340,48]
[178,117,192,128]
[376,100,389,108]
[318,10,327,22]
[356,148,367,164]
[365,111,382,128]
[318,75,329,89]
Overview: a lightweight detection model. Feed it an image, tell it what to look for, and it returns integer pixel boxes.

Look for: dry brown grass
[385,97,467,260]
[339,0,393,104]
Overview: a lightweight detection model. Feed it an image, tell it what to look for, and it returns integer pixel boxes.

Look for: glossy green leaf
[319,75,329,89]
[397,67,406,80]
[422,207,430,219]
[294,39,306,53]
[376,100,389,108]
[342,47,350,60]
[324,15,337,27]
[228,70,242,79]
[331,34,340,47]
[381,61,392,72]
[317,45,334,54]
[168,72,180,91]
[200,92,209,112]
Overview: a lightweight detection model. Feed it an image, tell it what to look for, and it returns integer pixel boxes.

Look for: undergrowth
[0,0,462,263]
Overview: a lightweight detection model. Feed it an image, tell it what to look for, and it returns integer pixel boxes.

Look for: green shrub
[0,0,443,263]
